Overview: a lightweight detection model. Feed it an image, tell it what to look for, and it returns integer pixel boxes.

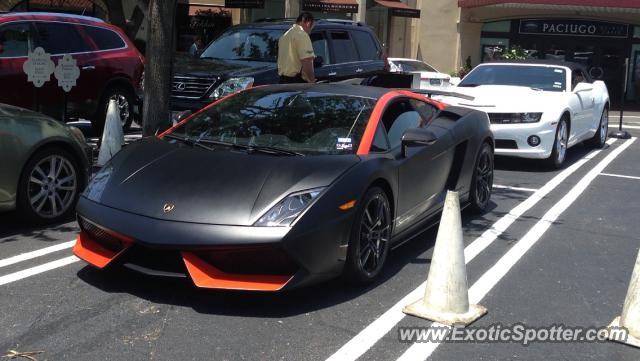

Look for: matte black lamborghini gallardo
[74,84,494,291]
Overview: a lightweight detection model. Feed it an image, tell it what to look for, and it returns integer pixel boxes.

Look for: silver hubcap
[28,155,77,219]
[556,121,567,164]
[109,94,130,126]
[600,111,608,144]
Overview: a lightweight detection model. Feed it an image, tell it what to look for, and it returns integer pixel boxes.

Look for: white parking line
[397,137,636,361]
[609,124,640,130]
[600,173,640,181]
[325,139,618,361]
[492,184,538,193]
[0,240,75,269]
[0,256,79,286]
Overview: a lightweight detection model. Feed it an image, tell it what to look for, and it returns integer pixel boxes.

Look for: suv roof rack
[253,18,364,26]
[1,12,105,23]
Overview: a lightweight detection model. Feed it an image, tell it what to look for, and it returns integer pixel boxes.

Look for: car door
[382,98,455,233]
[0,21,37,110]
[310,31,338,82]
[33,21,93,120]
[569,69,595,141]
[326,30,362,80]
[351,30,386,76]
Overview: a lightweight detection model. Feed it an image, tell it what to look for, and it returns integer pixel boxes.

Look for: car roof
[253,83,390,100]
[0,12,106,25]
[481,59,584,72]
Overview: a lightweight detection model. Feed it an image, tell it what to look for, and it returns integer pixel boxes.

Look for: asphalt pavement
[1,115,640,361]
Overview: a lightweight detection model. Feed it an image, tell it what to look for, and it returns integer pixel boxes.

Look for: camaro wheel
[94,86,134,133]
[469,142,493,213]
[17,148,81,223]
[585,107,608,148]
[547,117,568,169]
[344,187,391,284]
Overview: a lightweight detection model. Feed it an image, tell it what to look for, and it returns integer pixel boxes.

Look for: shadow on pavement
[0,211,78,243]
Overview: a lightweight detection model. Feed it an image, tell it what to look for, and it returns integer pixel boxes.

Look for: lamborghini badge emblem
[163,203,175,213]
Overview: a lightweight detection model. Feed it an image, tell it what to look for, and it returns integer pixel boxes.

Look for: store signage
[23,47,55,88]
[54,54,80,92]
[519,19,629,38]
[302,1,358,13]
[224,0,264,8]
[391,8,420,18]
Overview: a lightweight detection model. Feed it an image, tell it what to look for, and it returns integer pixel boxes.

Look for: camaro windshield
[459,65,567,92]
[200,28,284,62]
[168,89,376,155]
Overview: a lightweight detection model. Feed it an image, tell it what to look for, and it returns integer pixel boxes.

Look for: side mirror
[401,128,437,157]
[573,82,593,93]
[314,56,324,68]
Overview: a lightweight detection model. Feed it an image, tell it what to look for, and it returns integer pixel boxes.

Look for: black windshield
[167,89,376,155]
[459,65,567,92]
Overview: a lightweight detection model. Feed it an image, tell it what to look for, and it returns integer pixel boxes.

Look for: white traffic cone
[97,99,125,167]
[608,249,640,347]
[403,191,487,326]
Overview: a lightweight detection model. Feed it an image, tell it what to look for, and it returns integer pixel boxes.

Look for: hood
[173,52,276,78]
[442,85,564,112]
[83,138,359,226]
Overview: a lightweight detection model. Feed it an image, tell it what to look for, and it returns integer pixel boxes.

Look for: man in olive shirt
[277,12,316,84]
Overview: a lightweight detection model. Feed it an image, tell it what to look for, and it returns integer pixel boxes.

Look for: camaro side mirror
[401,128,437,157]
[573,82,593,93]
[314,56,324,68]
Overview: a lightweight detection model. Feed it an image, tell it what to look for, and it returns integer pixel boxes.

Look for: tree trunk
[142,0,177,136]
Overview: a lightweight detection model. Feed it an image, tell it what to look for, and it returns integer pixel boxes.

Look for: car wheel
[547,117,568,169]
[468,142,494,213]
[17,147,81,223]
[343,187,391,284]
[585,107,608,148]
[94,86,134,134]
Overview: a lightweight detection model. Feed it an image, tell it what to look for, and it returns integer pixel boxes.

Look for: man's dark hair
[296,12,314,23]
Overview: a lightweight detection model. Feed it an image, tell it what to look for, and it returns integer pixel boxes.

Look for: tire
[546,117,569,169]
[343,187,392,284]
[585,107,608,148]
[16,147,81,224]
[468,142,494,213]
[93,86,134,134]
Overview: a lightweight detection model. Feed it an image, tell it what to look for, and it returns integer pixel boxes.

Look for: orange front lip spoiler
[73,231,131,269]
[181,252,294,291]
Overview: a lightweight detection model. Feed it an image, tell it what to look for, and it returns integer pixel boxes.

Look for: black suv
[171,19,388,112]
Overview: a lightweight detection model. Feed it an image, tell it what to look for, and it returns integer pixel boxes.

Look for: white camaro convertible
[440,60,609,168]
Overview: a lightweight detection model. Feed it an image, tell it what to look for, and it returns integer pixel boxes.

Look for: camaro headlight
[210,77,254,99]
[254,188,324,227]
[488,113,543,124]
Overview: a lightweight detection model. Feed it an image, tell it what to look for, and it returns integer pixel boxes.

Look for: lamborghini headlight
[254,188,324,227]
[210,77,254,99]
[488,113,543,124]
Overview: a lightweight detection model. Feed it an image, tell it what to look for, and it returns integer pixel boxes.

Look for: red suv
[0,12,144,131]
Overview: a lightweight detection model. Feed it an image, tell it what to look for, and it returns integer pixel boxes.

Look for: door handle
[328,72,337,76]
[82,65,95,70]
[355,68,363,73]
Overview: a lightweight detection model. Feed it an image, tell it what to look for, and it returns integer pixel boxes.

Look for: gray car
[0,103,90,223]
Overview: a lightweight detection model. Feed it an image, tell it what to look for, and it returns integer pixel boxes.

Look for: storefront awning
[374,0,421,18]
[302,0,359,13]
[224,0,264,8]
[459,0,640,9]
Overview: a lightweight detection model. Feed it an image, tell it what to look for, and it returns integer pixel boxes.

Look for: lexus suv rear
[0,12,144,132]
[171,19,387,112]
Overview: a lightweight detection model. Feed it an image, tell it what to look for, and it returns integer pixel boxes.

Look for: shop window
[482,21,511,33]
[634,26,640,38]
[480,37,509,62]
[330,31,359,63]
[0,23,31,58]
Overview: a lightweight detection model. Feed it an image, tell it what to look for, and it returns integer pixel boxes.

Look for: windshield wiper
[458,83,480,87]
[231,57,264,62]
[200,56,225,61]
[164,133,214,151]
[197,139,304,156]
